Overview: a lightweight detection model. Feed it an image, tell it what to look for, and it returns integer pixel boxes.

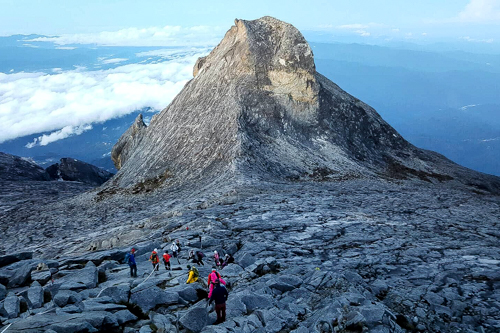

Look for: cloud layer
[0,51,206,144]
[25,124,93,148]
[458,0,500,23]
[27,26,224,46]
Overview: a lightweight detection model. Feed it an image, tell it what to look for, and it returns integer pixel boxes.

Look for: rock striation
[107,16,500,194]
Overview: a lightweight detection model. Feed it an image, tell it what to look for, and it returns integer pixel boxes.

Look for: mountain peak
[194,16,318,115]
[105,17,500,195]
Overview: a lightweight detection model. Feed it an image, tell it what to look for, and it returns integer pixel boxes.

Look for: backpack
[124,253,130,264]
[192,267,199,278]
[197,251,205,258]
[151,252,158,263]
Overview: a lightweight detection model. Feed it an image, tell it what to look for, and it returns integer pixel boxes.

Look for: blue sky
[0,0,499,146]
[1,0,499,43]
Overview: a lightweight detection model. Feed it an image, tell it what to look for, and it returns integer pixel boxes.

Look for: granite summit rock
[107,16,500,194]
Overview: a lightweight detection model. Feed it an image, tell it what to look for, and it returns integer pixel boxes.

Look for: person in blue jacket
[209,279,229,324]
[126,248,137,277]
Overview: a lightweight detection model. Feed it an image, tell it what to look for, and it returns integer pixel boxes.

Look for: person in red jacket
[163,250,171,270]
[149,249,159,271]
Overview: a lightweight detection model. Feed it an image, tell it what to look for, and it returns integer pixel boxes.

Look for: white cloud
[136,47,212,59]
[0,50,207,144]
[460,36,494,43]
[355,30,371,37]
[26,26,224,47]
[101,58,128,64]
[26,124,93,148]
[457,0,500,22]
[337,24,369,30]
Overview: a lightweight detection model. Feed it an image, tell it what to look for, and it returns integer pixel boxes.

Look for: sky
[0,0,499,42]
[0,0,499,146]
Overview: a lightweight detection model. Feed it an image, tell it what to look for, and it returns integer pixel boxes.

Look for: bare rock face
[46,158,114,186]
[107,16,500,194]
[111,114,147,170]
[0,152,50,181]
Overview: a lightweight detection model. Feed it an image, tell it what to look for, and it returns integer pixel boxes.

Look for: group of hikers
[125,239,234,324]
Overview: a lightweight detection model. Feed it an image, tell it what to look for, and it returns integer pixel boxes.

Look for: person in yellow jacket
[186,265,199,284]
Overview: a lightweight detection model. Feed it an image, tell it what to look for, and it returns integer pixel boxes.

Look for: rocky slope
[1,180,499,332]
[1,17,500,333]
[109,16,499,195]
[0,152,50,181]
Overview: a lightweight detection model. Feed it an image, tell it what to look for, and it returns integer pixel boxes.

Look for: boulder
[59,281,88,292]
[31,269,52,285]
[0,283,6,301]
[175,285,199,303]
[130,286,179,313]
[56,305,83,314]
[48,320,97,333]
[115,309,138,325]
[0,252,33,269]
[277,275,303,288]
[57,262,98,290]
[0,260,34,288]
[236,253,256,269]
[0,294,20,319]
[226,295,247,318]
[62,250,126,267]
[139,326,153,333]
[267,279,295,293]
[27,281,44,309]
[179,306,208,333]
[150,312,173,331]
[7,313,88,332]
[53,290,81,307]
[75,311,120,331]
[220,264,244,278]
[98,284,130,303]
[81,298,127,312]
[240,293,273,312]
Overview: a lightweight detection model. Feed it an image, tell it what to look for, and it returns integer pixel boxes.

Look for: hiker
[186,265,199,284]
[189,250,205,266]
[176,239,182,256]
[149,249,160,271]
[207,267,226,298]
[221,254,234,269]
[196,251,205,265]
[126,248,137,277]
[214,250,221,267]
[163,250,171,270]
[170,242,181,264]
[209,279,229,324]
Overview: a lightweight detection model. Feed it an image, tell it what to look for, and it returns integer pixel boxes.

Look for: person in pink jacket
[207,267,226,298]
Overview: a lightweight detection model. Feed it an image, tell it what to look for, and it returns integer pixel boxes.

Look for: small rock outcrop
[107,16,500,194]
[46,158,114,186]
[111,114,147,170]
[0,152,50,181]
